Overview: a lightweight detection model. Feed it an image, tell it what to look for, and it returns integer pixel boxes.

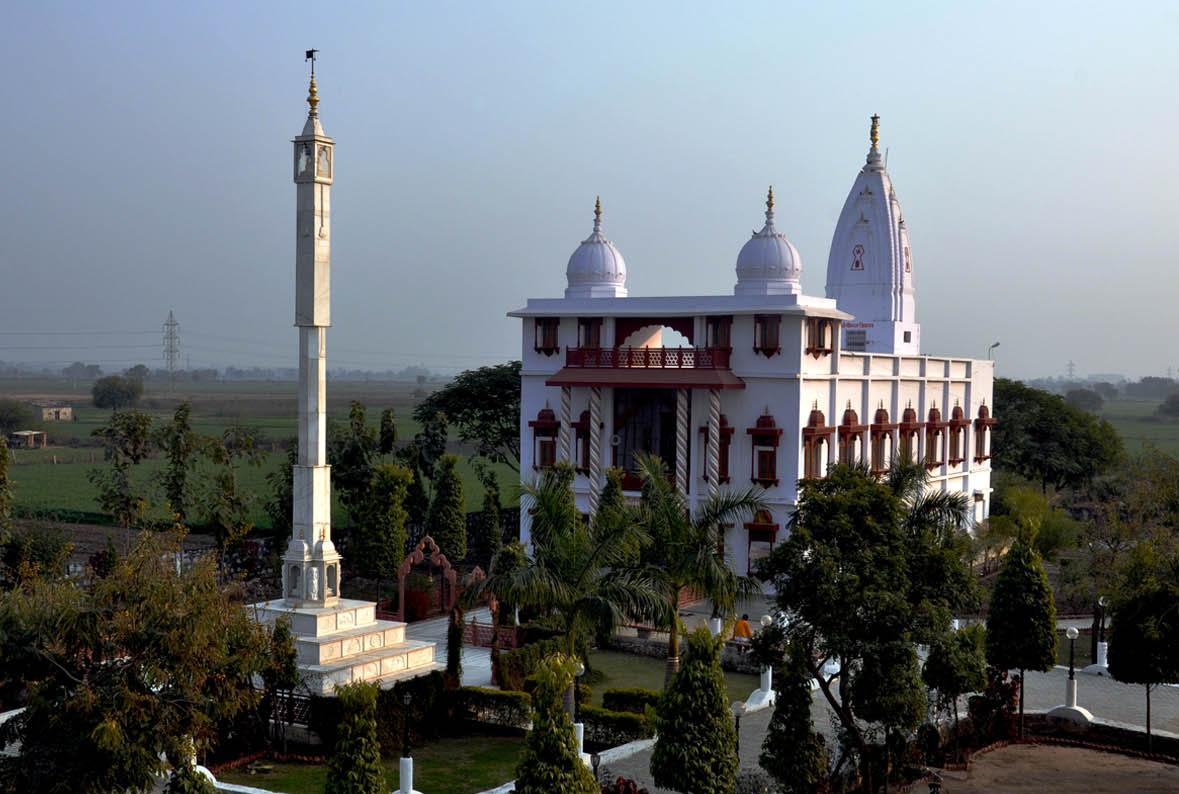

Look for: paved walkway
[597,665,1179,794]
[403,607,494,687]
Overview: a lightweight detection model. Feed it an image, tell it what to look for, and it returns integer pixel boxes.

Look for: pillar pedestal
[1047,679,1093,726]
[744,666,777,712]
[1082,641,1109,675]
[400,757,423,794]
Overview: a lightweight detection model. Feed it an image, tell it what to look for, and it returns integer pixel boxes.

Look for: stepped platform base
[249,597,438,696]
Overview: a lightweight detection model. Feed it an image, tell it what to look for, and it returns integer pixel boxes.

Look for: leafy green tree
[635,452,765,682]
[922,624,986,761]
[0,399,32,436]
[985,539,1057,739]
[354,463,412,604]
[759,463,977,793]
[199,425,267,554]
[165,762,216,794]
[470,481,502,570]
[1065,388,1103,414]
[480,465,660,658]
[759,644,828,794]
[1108,541,1179,752]
[329,401,380,522]
[1159,393,1179,418]
[88,410,154,527]
[324,681,384,794]
[413,361,521,471]
[0,437,11,530]
[1,522,74,586]
[261,618,300,752]
[446,603,464,688]
[0,531,268,794]
[378,407,398,454]
[265,439,298,532]
[397,411,449,526]
[428,454,466,561]
[91,374,144,410]
[514,653,597,794]
[992,377,1122,492]
[989,483,1080,561]
[651,627,738,794]
[155,402,200,520]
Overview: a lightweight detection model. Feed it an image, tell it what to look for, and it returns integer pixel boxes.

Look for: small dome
[565,198,627,299]
[874,406,891,425]
[735,187,802,296]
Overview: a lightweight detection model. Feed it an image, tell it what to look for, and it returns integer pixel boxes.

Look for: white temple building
[510,117,995,577]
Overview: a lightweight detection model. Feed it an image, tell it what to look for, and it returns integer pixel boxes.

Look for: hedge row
[581,703,654,748]
[306,671,448,754]
[453,686,532,730]
[601,687,660,715]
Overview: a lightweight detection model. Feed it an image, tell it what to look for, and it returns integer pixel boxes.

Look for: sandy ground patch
[937,743,1179,794]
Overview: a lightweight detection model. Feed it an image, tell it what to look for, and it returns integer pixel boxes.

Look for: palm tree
[480,464,662,659]
[634,452,768,684]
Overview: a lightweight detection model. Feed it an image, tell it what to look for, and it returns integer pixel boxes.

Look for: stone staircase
[251,598,439,696]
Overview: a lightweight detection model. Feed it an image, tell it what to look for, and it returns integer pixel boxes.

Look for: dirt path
[938,744,1179,793]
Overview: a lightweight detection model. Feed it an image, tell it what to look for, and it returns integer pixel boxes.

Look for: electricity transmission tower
[1066,360,1076,379]
[162,310,180,391]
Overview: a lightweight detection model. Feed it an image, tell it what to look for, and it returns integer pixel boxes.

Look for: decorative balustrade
[565,346,732,369]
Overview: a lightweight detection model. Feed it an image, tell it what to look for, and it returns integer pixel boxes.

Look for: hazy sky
[4,1,1177,380]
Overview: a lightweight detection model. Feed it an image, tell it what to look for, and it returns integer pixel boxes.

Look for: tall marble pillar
[282,73,341,608]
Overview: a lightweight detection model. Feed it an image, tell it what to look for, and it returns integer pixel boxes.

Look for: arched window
[948,403,970,466]
[838,403,866,466]
[529,407,560,469]
[925,405,945,470]
[744,509,779,575]
[699,413,734,484]
[802,406,833,479]
[869,404,896,476]
[899,404,921,463]
[577,317,602,348]
[974,404,995,462]
[805,318,834,358]
[753,314,781,357]
[747,414,782,486]
[534,318,560,355]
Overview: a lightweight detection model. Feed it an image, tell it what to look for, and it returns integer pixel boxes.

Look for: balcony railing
[565,346,732,369]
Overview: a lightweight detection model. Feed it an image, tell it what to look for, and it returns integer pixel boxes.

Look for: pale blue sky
[3,1,1177,379]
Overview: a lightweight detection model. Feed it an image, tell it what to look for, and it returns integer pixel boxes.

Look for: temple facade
[510,118,994,577]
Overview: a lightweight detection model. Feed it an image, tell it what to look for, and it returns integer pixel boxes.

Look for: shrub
[514,654,598,794]
[581,704,653,747]
[495,636,564,691]
[601,687,660,715]
[600,777,651,794]
[325,682,384,794]
[453,686,532,730]
[651,628,738,794]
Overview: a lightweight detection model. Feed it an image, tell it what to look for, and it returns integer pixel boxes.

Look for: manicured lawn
[217,733,524,794]
[587,649,760,706]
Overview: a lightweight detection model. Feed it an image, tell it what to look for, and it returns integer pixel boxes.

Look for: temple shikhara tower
[512,117,996,578]
[253,63,436,695]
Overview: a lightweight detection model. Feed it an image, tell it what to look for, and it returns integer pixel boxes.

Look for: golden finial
[870,114,880,150]
[307,76,319,114]
[594,196,602,223]
[879,399,885,409]
[813,400,819,410]
[766,185,775,213]
[846,400,852,410]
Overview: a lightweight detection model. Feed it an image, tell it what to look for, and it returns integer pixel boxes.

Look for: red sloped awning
[545,367,745,390]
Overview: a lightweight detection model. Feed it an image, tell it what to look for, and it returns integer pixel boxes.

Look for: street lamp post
[986,341,1000,360]
[399,690,415,794]
[1066,626,1079,708]
[574,662,585,725]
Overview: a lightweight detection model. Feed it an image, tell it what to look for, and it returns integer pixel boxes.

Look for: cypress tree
[325,682,385,794]
[514,654,597,794]
[651,627,738,794]
[428,455,466,561]
[470,482,502,570]
[985,539,1057,739]
[759,644,827,794]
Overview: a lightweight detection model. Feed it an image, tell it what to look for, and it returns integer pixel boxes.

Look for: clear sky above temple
[4,1,1176,380]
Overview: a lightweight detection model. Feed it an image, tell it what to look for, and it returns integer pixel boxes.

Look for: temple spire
[870,114,879,150]
[765,185,775,221]
[593,196,602,232]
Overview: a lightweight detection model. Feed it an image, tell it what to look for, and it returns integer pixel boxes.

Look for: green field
[1095,399,1179,457]
[2,377,519,528]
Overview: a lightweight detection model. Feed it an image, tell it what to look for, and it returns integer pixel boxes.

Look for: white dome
[565,198,627,299]
[735,187,802,296]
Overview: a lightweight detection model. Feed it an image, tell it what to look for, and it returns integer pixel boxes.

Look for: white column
[558,386,573,464]
[675,388,689,497]
[706,389,721,500]
[588,387,603,514]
